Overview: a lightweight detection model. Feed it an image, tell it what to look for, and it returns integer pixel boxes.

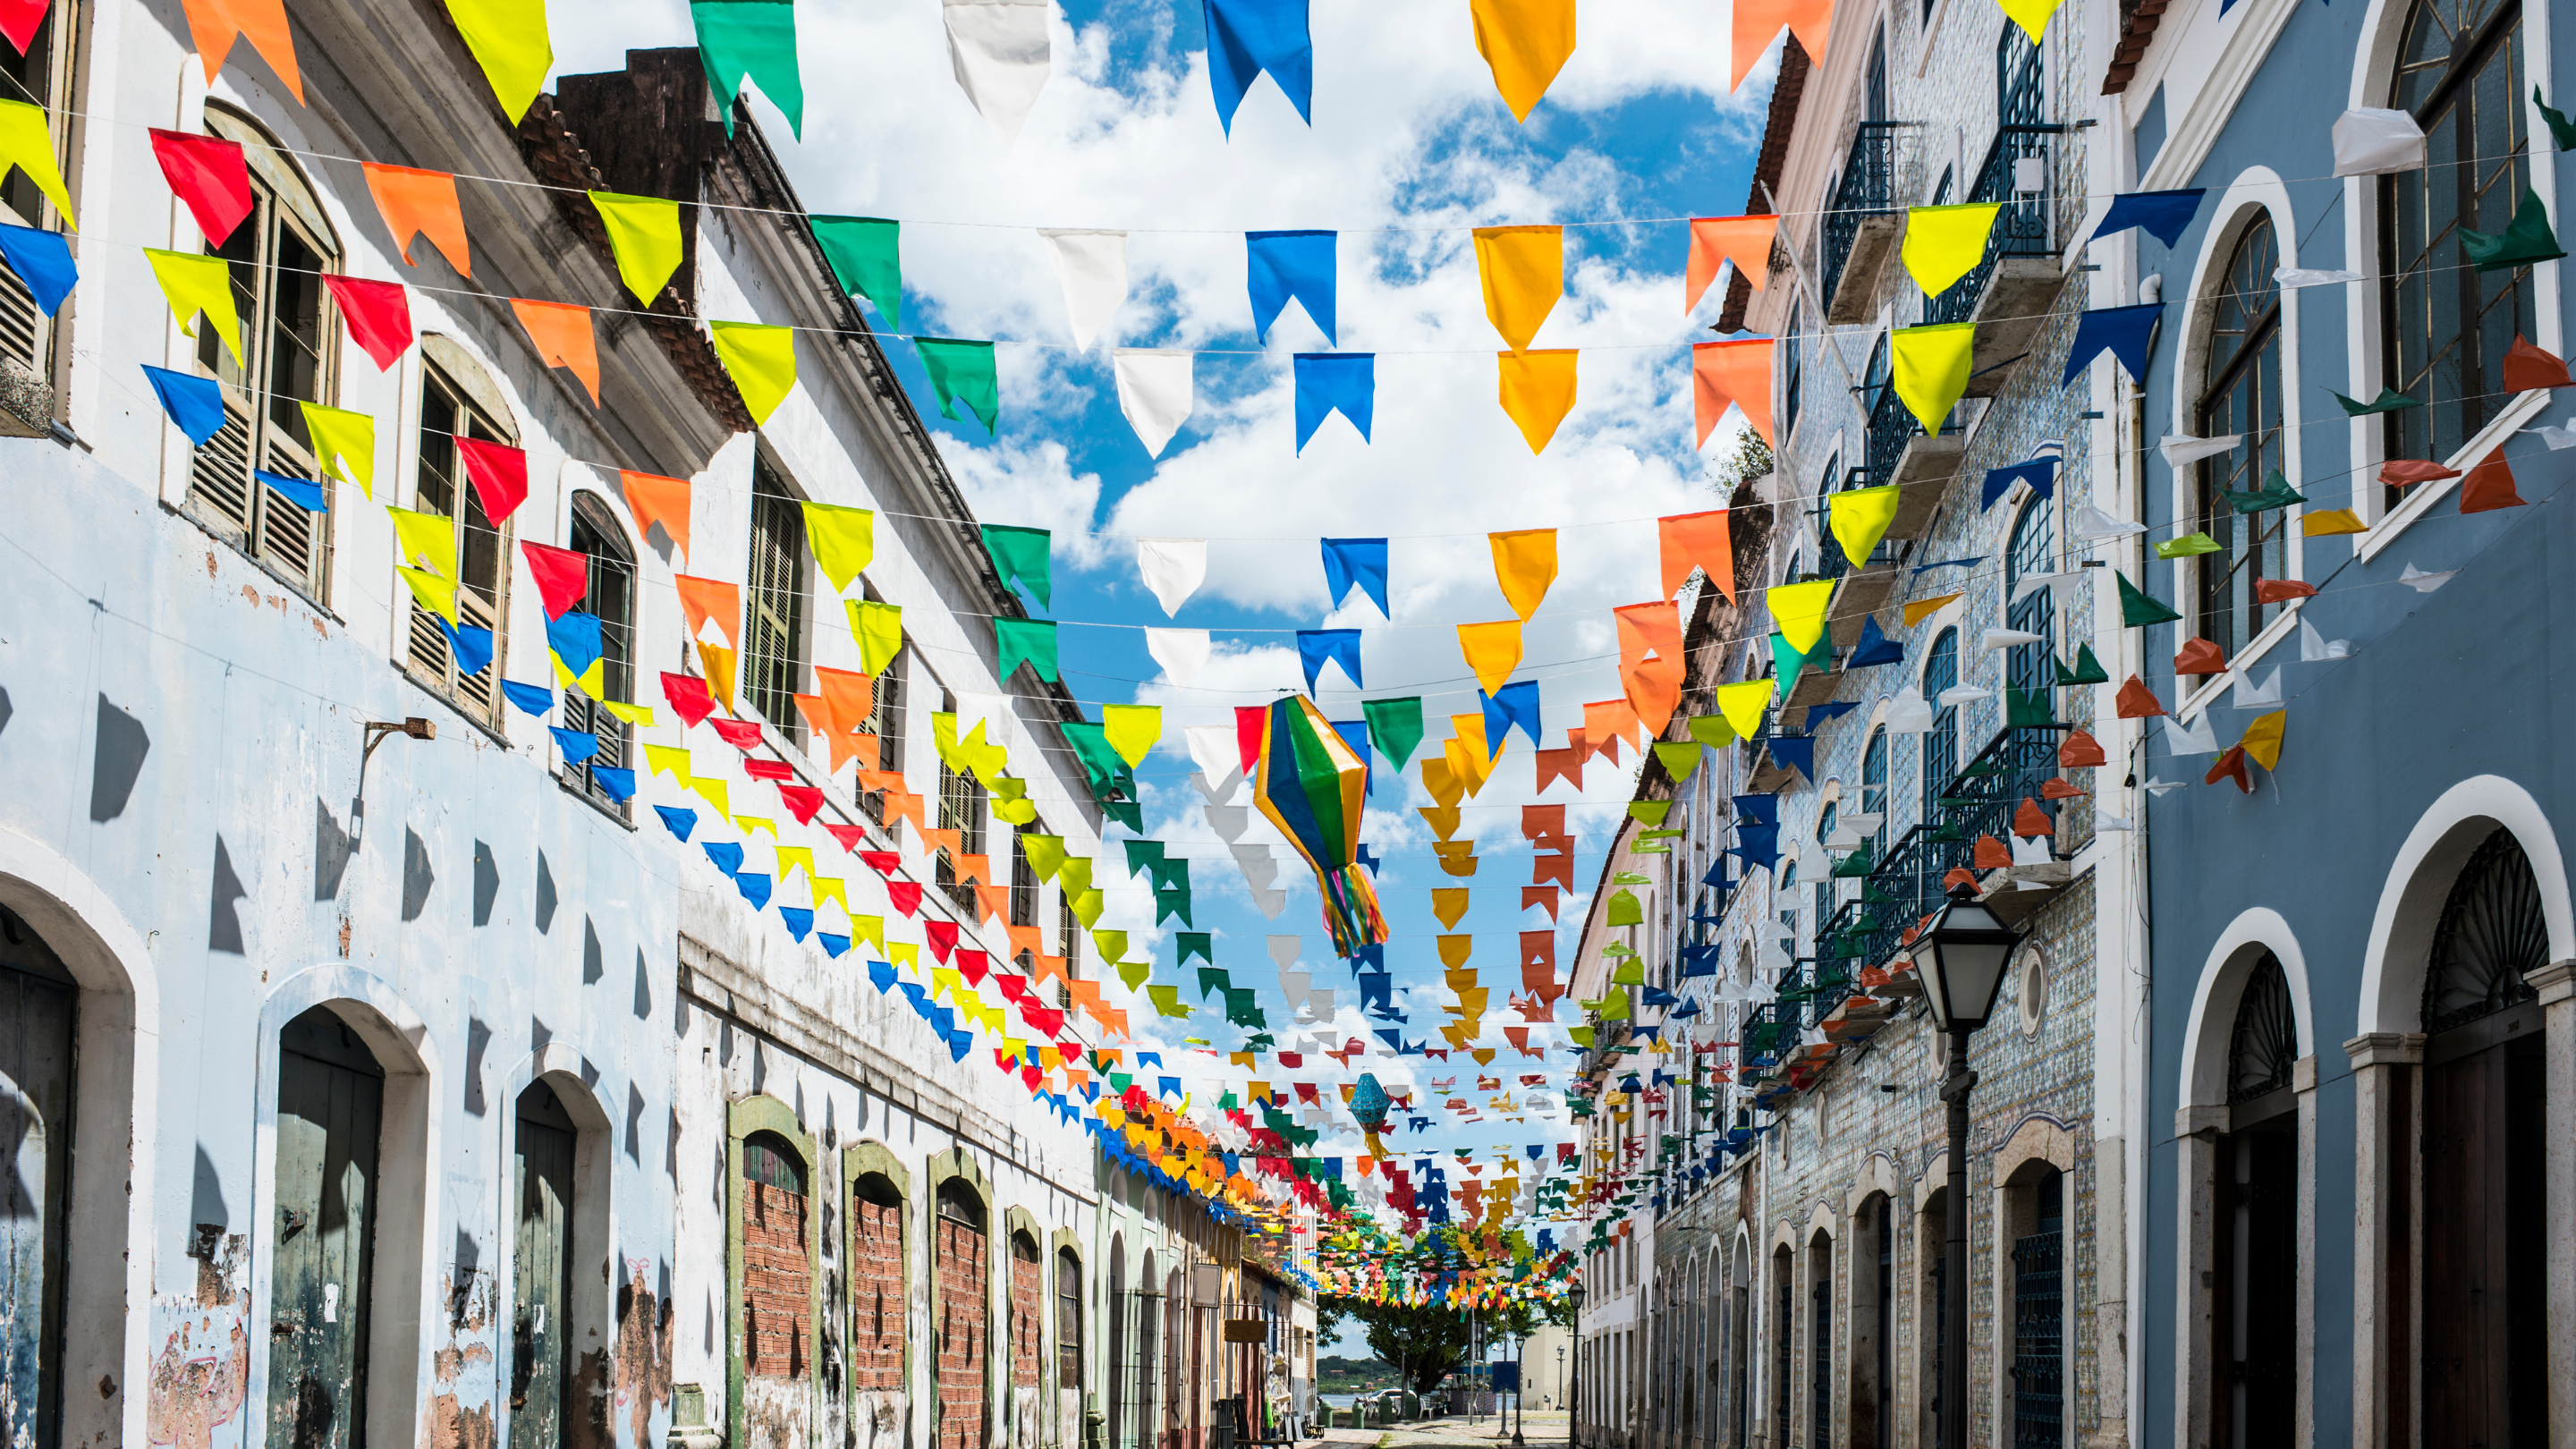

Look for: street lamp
[1555,1345,1564,1420]
[1567,1284,1587,1449]
[1908,882,2019,1449]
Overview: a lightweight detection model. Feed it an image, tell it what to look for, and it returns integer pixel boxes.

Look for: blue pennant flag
[1205,0,1315,132]
[589,767,637,802]
[779,906,814,942]
[256,469,328,512]
[1983,455,2059,510]
[0,224,74,315]
[549,727,601,763]
[2092,189,2205,248]
[1911,555,1985,575]
[1802,699,1861,727]
[818,932,850,958]
[500,681,555,716]
[441,621,495,678]
[2062,302,2165,387]
[1846,614,1905,667]
[1293,352,1374,453]
[1360,974,1402,1020]
[1350,942,1386,974]
[1681,945,1720,977]
[948,1030,975,1063]
[735,871,773,910]
[655,806,697,841]
[1729,822,1781,869]
[1356,843,1380,875]
[1701,859,1732,888]
[869,959,897,992]
[1479,680,1542,757]
[1670,998,1701,1019]
[703,842,744,876]
[547,612,604,682]
[1247,229,1335,341]
[1295,627,1363,693]
[1319,536,1387,613]
[1732,792,1778,826]
[142,365,225,445]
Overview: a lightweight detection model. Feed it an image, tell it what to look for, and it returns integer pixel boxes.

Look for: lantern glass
[1912,893,2017,1034]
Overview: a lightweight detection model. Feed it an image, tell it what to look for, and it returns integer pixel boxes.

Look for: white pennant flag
[1980,628,2045,652]
[1281,969,1309,1000]
[1268,935,1302,968]
[1203,803,1251,841]
[1184,725,1241,786]
[1309,988,1335,1018]
[1251,887,1287,919]
[1187,769,1236,806]
[2300,616,2350,661]
[1937,683,1994,707]
[1134,537,1207,615]
[1232,843,1279,892]
[1038,229,1128,350]
[2162,711,2218,756]
[2159,433,2243,467]
[1884,685,1934,733]
[2275,266,2363,289]
[2073,504,2146,541]
[942,0,1052,143]
[2399,562,2457,593]
[2230,665,2282,708]
[2333,107,2427,176]
[1145,626,1211,686]
[1114,352,1196,459]
[2097,811,2134,831]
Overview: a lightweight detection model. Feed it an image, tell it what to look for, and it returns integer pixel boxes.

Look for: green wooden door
[267,1007,383,1449]
[510,1085,576,1449]
[0,935,77,1449]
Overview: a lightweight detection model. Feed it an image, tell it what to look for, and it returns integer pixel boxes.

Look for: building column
[2529,962,2576,1449]
[2292,1055,2318,1449]
[2343,1032,2423,1449]
[2171,1108,2223,1449]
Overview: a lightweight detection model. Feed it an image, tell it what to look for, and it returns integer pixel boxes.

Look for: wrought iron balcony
[1930,723,2069,852]
[1821,123,1905,316]
[1925,124,2065,325]
[1856,374,1962,494]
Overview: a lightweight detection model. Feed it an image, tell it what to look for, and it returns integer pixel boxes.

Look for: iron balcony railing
[1821,122,1905,306]
[1929,723,2070,854]
[1855,374,1963,494]
[1924,124,2067,325]
[1816,475,1907,578]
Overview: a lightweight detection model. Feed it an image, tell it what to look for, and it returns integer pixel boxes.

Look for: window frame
[2194,214,2288,660]
[562,492,639,810]
[743,451,810,731]
[0,0,80,391]
[402,344,519,728]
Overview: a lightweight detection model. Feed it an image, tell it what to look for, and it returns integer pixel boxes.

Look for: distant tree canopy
[1318,1297,1471,1392]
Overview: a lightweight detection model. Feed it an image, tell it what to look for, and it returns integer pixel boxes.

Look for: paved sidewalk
[1313,1410,1572,1448]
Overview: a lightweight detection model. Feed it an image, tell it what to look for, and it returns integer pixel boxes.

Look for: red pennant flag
[886,881,922,917]
[2039,778,2087,800]
[1530,851,1572,889]
[2501,334,2572,391]
[926,920,960,962]
[777,784,824,824]
[1234,705,1267,775]
[2251,578,2316,603]
[956,949,989,985]
[823,823,867,852]
[709,718,764,750]
[658,672,716,729]
[2113,675,2166,719]
[1973,835,2012,869]
[2380,458,2461,487]
[2174,638,2228,675]
[858,852,902,876]
[455,436,527,522]
[2205,745,2253,794]
[0,0,48,53]
[1533,744,1584,792]
[742,759,794,781]
[520,542,589,619]
[318,274,413,373]
[2057,728,2106,767]
[1521,885,1560,919]
[2460,448,2525,513]
[2012,797,2053,837]
[148,128,253,245]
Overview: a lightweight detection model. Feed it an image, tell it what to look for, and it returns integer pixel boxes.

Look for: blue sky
[554,0,1773,1209]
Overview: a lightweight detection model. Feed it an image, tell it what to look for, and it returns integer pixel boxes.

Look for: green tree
[1707,428,1775,497]
[1318,1296,1472,1392]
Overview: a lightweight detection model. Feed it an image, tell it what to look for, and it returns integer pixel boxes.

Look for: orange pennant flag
[1581,699,1639,761]
[974,883,1013,924]
[1532,744,1584,792]
[1007,924,1045,960]
[1692,338,1774,448]
[1496,349,1578,453]
[1488,528,1557,619]
[1730,0,1832,91]
[620,470,691,559]
[362,164,470,275]
[814,665,876,731]
[674,575,741,648]
[513,299,603,406]
[1657,508,1735,603]
[1613,602,1685,737]
[1686,216,1777,310]
[178,0,302,101]
[953,853,993,888]
[2012,797,2052,837]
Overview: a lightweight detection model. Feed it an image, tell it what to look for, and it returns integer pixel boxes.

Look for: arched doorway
[508,1081,577,1447]
[265,1004,387,1449]
[0,903,77,1449]
[2208,954,2298,1448]
[2416,828,2547,1447]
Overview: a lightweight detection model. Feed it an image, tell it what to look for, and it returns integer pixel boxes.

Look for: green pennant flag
[2331,386,2421,417]
[1198,966,1231,999]
[2155,532,2223,559]
[1769,628,1834,687]
[1628,801,1673,826]
[2006,685,2058,728]
[915,336,1000,434]
[1177,931,1213,965]
[2053,642,2110,685]
[1361,696,1425,769]
[2461,190,2567,272]
[1122,840,1165,880]
[1606,890,1642,926]
[1060,722,1133,801]
[1101,798,1142,832]
[1650,741,1702,782]
[1224,987,1267,1029]
[811,216,902,327]
[2117,572,2182,625]
[2538,88,2576,150]
[1157,885,1193,928]
[993,615,1058,682]
[982,523,1052,608]
[692,0,803,137]
[2220,470,2307,513]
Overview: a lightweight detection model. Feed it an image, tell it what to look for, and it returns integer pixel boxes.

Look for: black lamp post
[1567,1284,1586,1449]
[1908,882,2020,1449]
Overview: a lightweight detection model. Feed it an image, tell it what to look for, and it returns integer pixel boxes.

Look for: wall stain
[428,1393,496,1449]
[143,1318,246,1449]
[613,1260,674,1449]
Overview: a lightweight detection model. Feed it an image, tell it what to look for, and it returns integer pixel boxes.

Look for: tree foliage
[1318,1296,1471,1392]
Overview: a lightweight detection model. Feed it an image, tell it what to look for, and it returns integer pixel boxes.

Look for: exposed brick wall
[1010,1244,1044,1389]
[852,1197,905,1393]
[936,1216,989,1449]
[743,1181,811,1380]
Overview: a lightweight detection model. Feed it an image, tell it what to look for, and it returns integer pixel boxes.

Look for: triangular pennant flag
[513,300,600,405]
[1767,580,1834,654]
[941,0,1051,142]
[1686,216,1776,310]
[1901,203,2001,296]
[1469,0,1575,121]
[148,128,252,245]
[2459,189,2564,272]
[589,191,684,304]
[1293,352,1374,452]
[1715,680,1773,740]
[396,566,459,625]
[1729,0,1830,91]
[0,224,72,316]
[1891,322,1974,431]
[1113,350,1194,457]
[1038,229,1129,351]
[708,320,797,425]
[444,0,551,123]
[1103,704,1161,767]
[2117,572,2182,625]
[141,365,225,445]
[299,403,375,495]
[520,541,589,619]
[319,275,414,373]
[1472,225,1563,353]
[1488,529,1556,619]
[1996,0,2064,43]
[2090,189,2203,247]
[177,0,302,102]
[0,101,71,227]
[851,600,903,674]
[145,248,242,366]
[692,0,804,137]
[675,576,742,648]
[1458,621,1524,696]
[1692,338,1773,447]
[1204,0,1315,133]
[362,164,470,275]
[619,470,691,559]
[1496,349,1577,453]
[914,337,1001,434]
[800,502,876,593]
[2060,302,2164,387]
[1827,485,1900,570]
[811,216,902,327]
[1362,697,1424,769]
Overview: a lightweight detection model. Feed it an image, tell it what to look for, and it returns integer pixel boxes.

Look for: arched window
[2004,496,2055,710]
[2226,952,2299,1104]
[850,1173,907,1449]
[2211,948,2299,1448]
[1055,1247,1082,1392]
[935,1180,991,1449]
[2421,826,2546,1033]
[187,106,341,600]
[742,1132,812,1382]
[1997,25,2043,126]
[2382,0,2533,473]
[564,493,637,806]
[1783,299,1805,436]
[2197,216,2287,657]
[1920,629,1960,820]
[2010,1170,2066,1447]
[403,338,519,725]
[1860,728,1888,856]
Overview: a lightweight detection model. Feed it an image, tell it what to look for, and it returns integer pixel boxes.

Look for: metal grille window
[1771,1255,1792,1441]
[1056,1249,1082,1391]
[744,454,808,729]
[0,0,74,386]
[2196,216,2287,657]
[1011,829,1039,936]
[2005,497,2056,706]
[2010,1171,2064,1449]
[1782,301,1803,436]
[1809,1240,1833,1443]
[936,758,987,915]
[2421,826,2546,1033]
[2225,952,2299,1104]
[854,640,904,823]
[403,358,513,725]
[2382,0,2530,479]
[184,106,337,601]
[561,496,637,806]
[1921,629,1960,818]
[1861,729,1888,854]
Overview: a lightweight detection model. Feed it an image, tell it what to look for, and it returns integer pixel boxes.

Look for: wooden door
[2420,1034,2547,1449]
[510,1085,576,1449]
[267,1008,384,1449]
[0,956,74,1449]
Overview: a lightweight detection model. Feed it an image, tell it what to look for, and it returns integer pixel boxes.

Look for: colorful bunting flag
[1686,216,1775,310]
[915,337,1000,434]
[145,248,242,365]
[995,616,1059,682]
[940,0,1052,142]
[363,163,469,275]
[1113,350,1194,457]
[0,224,72,315]
[1890,322,1973,432]
[1472,225,1562,353]
[148,128,251,245]
[444,0,551,123]
[318,275,413,372]
[1038,229,1129,351]
[707,319,797,425]
[1293,352,1374,452]
[1488,528,1556,619]
[1901,204,2001,296]
[180,0,301,102]
[1496,348,1577,453]
[590,191,684,304]
[1691,338,1772,447]
[1205,0,1316,132]
[299,402,376,495]
[513,299,600,405]
[692,0,804,136]
[1457,621,1524,695]
[142,365,225,445]
[1469,0,1575,121]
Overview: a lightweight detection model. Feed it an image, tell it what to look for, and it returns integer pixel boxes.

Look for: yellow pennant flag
[1058,856,1092,896]
[642,742,691,780]
[1891,322,1976,433]
[395,566,458,624]
[1102,704,1161,767]
[1496,348,1577,453]
[1488,528,1557,619]
[1421,757,1465,808]
[698,642,739,715]
[1020,834,1066,882]
[812,877,849,915]
[1901,204,2003,297]
[602,700,655,726]
[1072,887,1103,927]
[775,844,815,882]
[1438,936,1475,968]
[552,652,605,699]
[1469,0,1576,120]
[1432,887,1470,928]
[849,599,903,674]
[1686,714,1735,748]
[385,505,458,578]
[801,502,877,592]
[2302,509,2368,537]
[688,776,731,817]
[0,100,75,226]
[589,191,684,304]
[1457,620,1524,695]
[299,403,376,495]
[1828,484,1902,570]
[1997,0,2066,42]
[146,249,242,366]
[708,320,797,425]
[1471,225,1563,353]
[444,0,554,123]
[1902,591,1962,627]
[2241,710,2286,771]
[1767,579,1834,654]
[1715,679,1775,740]
[852,914,886,954]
